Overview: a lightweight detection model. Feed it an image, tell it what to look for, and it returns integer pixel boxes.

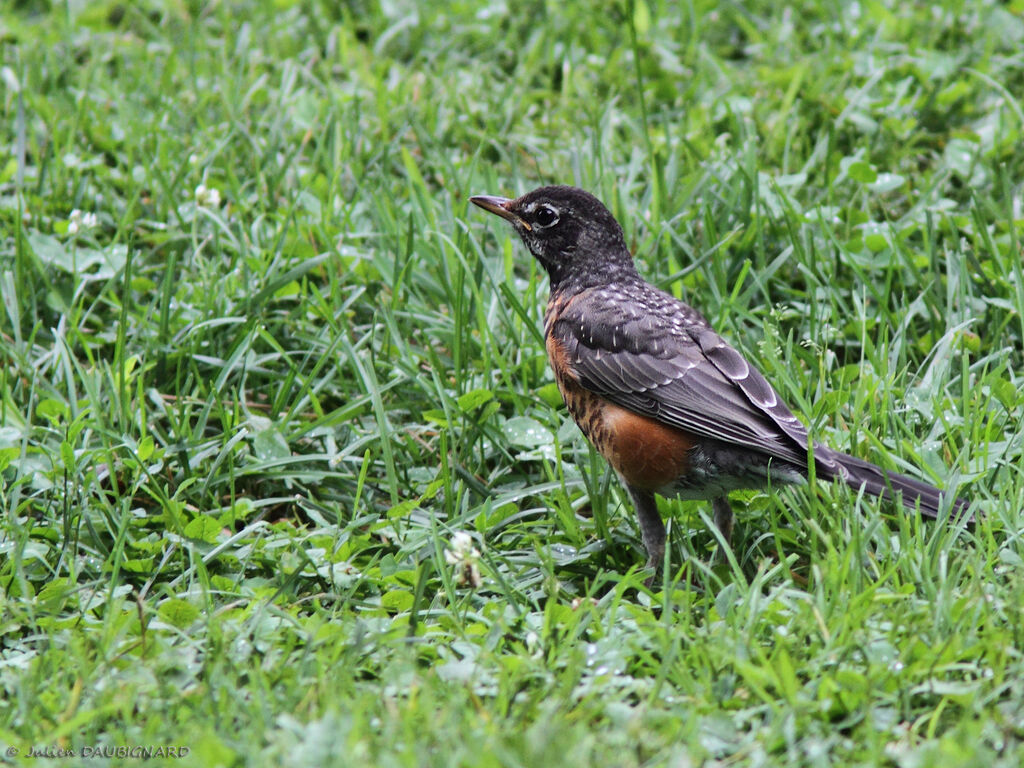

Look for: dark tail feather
[827,453,972,523]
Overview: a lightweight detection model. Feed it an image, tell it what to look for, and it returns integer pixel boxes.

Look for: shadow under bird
[471,185,970,576]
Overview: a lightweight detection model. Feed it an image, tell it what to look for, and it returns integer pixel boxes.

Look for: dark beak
[469,194,532,231]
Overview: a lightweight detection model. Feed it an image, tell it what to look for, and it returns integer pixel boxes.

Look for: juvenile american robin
[471,185,969,573]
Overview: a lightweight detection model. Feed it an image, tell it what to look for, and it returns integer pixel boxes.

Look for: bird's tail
[825,452,972,522]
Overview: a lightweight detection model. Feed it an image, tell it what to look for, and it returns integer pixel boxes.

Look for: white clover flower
[444,531,482,588]
[67,209,97,235]
[194,184,221,207]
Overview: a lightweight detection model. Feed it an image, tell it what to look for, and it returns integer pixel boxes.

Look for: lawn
[2,0,1024,765]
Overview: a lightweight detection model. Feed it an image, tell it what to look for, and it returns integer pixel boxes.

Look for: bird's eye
[534,204,559,228]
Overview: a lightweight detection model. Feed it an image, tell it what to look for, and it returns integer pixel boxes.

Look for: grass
[2,0,1024,764]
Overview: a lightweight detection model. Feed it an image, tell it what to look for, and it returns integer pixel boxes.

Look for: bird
[470,184,970,575]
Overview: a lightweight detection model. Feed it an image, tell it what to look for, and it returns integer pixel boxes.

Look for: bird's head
[470,185,634,287]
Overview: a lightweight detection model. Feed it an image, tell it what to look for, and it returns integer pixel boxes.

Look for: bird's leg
[625,484,665,571]
[712,495,734,552]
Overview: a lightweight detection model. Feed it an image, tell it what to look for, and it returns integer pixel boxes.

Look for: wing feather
[553,282,831,471]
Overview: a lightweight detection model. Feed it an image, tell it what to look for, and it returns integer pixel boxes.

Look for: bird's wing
[550,283,831,471]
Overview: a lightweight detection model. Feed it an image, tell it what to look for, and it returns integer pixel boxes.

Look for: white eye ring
[533,204,559,228]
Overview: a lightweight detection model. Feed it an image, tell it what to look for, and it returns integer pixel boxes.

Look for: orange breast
[545,332,694,490]
[600,404,694,489]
